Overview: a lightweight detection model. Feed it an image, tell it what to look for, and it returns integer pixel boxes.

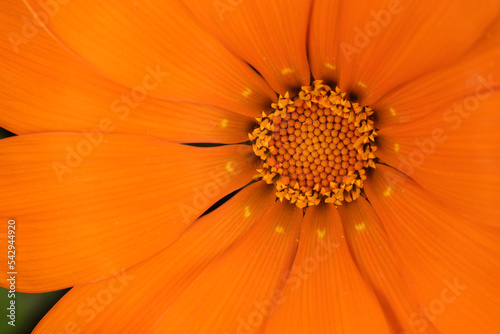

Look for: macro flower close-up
[1,0,500,333]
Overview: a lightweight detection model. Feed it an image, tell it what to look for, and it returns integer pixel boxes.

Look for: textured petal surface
[376,93,500,225]
[338,198,440,334]
[263,204,391,334]
[308,0,342,85]
[33,182,276,333]
[365,166,500,333]
[327,0,500,104]
[24,0,276,118]
[0,1,255,143]
[0,134,256,291]
[183,0,312,95]
[151,201,303,334]
[372,17,500,128]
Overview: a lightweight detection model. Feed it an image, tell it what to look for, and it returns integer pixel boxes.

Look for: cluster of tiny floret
[250,81,377,208]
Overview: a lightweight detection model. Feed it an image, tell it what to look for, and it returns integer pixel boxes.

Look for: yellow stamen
[249,80,378,208]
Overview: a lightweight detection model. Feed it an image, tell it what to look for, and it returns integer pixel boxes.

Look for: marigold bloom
[1,0,500,333]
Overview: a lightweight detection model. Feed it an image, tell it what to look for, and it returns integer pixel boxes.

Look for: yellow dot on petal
[355,222,366,231]
[358,81,367,88]
[243,87,252,98]
[275,226,285,234]
[389,107,396,116]
[281,68,295,75]
[226,161,234,173]
[383,186,392,197]
[244,206,251,218]
[317,229,326,239]
[325,63,336,70]
[394,143,399,153]
[221,119,228,128]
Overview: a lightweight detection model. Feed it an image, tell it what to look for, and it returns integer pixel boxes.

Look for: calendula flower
[1,0,500,333]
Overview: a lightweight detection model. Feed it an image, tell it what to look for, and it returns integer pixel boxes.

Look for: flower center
[249,80,377,208]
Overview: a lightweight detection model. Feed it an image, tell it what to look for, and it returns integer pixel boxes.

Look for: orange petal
[376,93,500,225]
[263,204,391,334]
[182,0,312,95]
[307,0,343,85]
[365,165,500,333]
[333,0,500,105]
[23,0,275,118]
[0,1,255,143]
[338,198,440,334]
[33,181,276,333]
[0,134,257,292]
[372,15,500,128]
[151,201,302,334]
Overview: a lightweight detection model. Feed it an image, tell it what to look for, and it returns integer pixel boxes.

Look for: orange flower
[1,0,500,333]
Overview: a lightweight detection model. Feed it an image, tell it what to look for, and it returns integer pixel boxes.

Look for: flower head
[250,80,377,207]
[1,0,500,333]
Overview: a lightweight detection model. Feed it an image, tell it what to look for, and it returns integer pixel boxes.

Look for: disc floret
[249,80,377,208]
